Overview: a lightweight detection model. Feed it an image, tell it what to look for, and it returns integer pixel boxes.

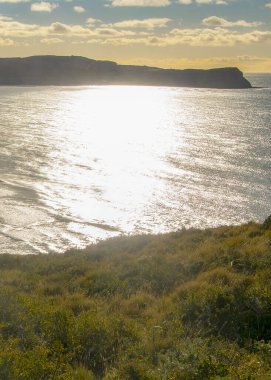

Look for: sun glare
[36,86,181,242]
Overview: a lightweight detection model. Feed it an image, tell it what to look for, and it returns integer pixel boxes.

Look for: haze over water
[0,74,270,254]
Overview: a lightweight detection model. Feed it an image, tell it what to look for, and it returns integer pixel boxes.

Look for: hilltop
[0,55,252,89]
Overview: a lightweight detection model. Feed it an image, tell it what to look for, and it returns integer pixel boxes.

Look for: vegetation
[0,216,271,379]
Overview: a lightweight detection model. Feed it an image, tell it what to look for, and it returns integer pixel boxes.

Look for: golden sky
[0,0,271,72]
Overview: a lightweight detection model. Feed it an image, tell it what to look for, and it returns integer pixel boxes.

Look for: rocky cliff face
[0,55,252,89]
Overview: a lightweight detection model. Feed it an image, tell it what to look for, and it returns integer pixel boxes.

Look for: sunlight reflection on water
[0,84,270,254]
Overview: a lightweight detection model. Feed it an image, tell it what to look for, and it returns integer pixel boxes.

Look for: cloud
[109,0,230,4]
[0,15,13,20]
[41,37,63,44]
[166,27,271,46]
[0,14,270,49]
[99,37,149,45]
[202,16,262,28]
[104,28,271,47]
[47,22,93,35]
[0,17,94,37]
[0,37,14,45]
[76,39,101,44]
[86,17,100,26]
[31,2,58,12]
[195,0,228,4]
[73,6,85,13]
[95,27,136,36]
[106,18,171,29]
[109,0,170,7]
[0,0,29,2]
[177,0,192,4]
[178,0,229,4]
[48,22,69,33]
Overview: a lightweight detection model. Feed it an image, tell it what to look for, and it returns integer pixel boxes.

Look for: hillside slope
[0,217,270,379]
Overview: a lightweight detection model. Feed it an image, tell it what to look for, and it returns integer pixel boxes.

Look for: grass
[0,216,271,379]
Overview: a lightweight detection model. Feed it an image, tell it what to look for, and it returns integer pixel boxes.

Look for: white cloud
[0,17,93,37]
[31,2,58,12]
[109,0,230,4]
[86,18,98,26]
[0,16,13,21]
[109,0,170,7]
[202,16,262,28]
[73,6,85,13]
[0,0,29,2]
[95,27,136,36]
[178,0,229,4]
[165,28,271,46]
[102,28,271,47]
[47,22,93,35]
[0,14,270,49]
[196,0,228,4]
[106,18,171,29]
[41,37,63,44]
[177,0,192,4]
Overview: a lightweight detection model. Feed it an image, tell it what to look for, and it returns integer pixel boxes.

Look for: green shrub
[0,218,271,378]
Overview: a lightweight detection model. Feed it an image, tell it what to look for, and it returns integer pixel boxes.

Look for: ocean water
[0,74,270,254]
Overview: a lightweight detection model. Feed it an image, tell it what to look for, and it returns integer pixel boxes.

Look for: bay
[0,75,270,254]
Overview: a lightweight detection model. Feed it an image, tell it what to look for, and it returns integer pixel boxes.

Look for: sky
[0,0,271,72]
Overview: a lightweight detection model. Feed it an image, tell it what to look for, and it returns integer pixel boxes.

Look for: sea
[0,73,270,255]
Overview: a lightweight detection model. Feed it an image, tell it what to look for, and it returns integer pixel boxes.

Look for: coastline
[0,55,252,89]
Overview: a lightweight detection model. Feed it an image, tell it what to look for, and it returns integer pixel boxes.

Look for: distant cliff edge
[0,55,252,89]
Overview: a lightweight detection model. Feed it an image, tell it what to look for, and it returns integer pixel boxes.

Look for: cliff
[0,55,252,89]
